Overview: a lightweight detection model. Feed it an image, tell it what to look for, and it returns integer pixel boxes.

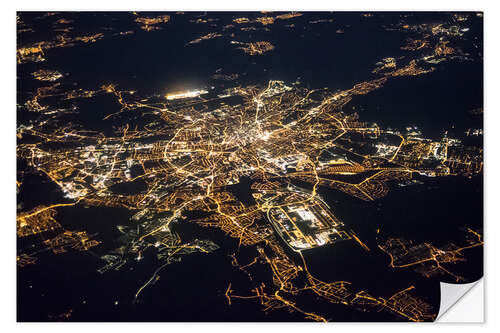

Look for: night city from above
[16,11,483,322]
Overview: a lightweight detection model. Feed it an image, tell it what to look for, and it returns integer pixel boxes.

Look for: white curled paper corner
[437,278,484,322]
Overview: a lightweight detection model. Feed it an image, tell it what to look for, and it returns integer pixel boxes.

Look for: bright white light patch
[166,89,208,100]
